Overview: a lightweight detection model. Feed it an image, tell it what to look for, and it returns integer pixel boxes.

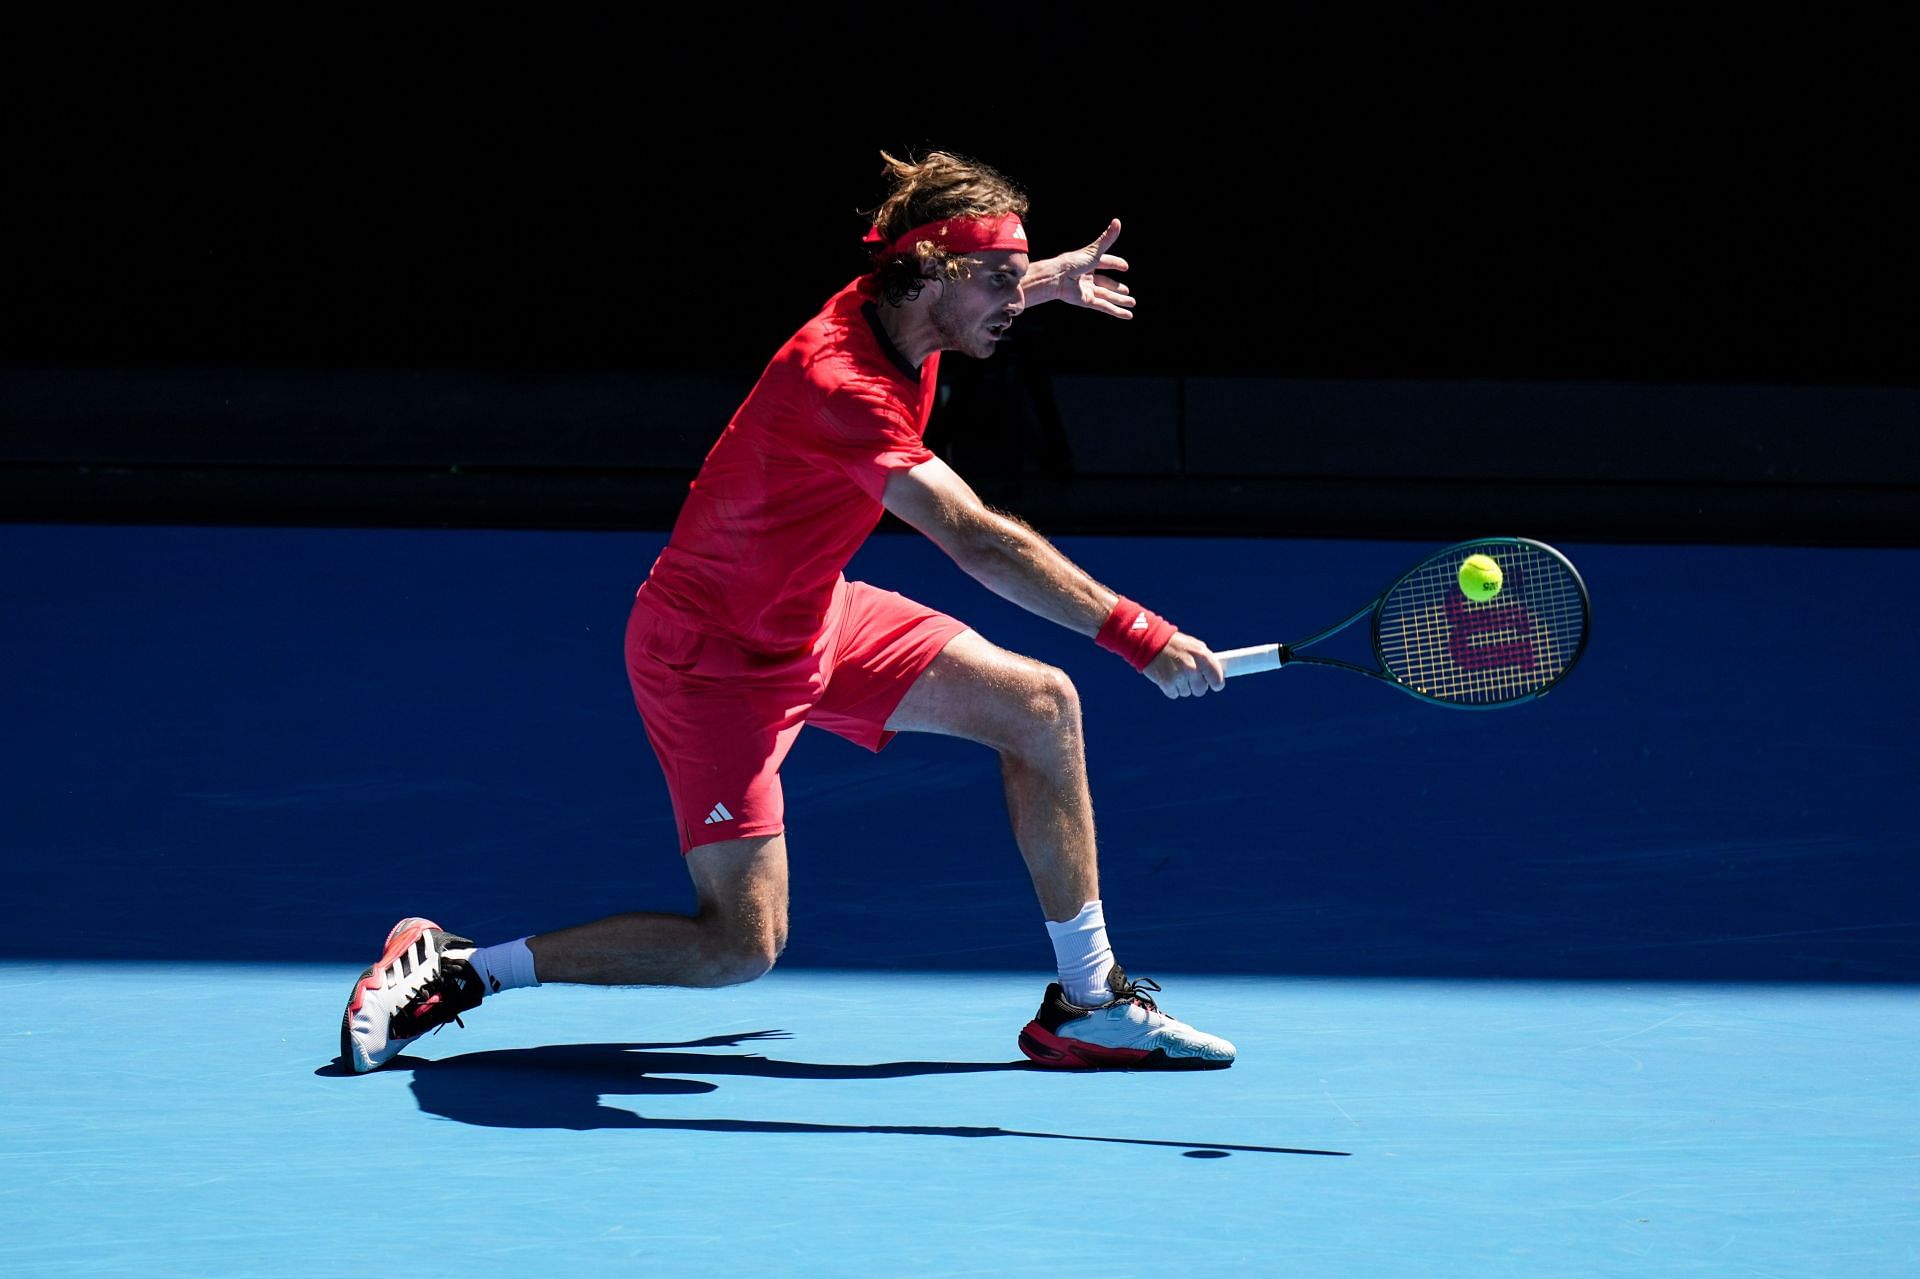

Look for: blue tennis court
[3,525,1915,1275]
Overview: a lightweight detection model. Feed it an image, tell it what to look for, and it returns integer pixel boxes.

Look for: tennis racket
[1217,537,1591,708]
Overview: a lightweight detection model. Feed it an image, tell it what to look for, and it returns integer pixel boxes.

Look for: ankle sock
[467,937,540,997]
[1045,901,1116,1007]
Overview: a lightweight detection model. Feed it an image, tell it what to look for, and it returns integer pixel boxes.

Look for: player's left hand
[1023,218,1134,318]
[1146,631,1226,699]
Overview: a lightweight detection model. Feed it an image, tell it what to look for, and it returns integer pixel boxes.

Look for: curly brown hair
[864,149,1029,305]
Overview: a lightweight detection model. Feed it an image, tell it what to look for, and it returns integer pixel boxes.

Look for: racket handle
[1217,644,1286,678]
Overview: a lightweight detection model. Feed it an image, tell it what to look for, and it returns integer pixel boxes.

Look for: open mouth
[986,321,1012,340]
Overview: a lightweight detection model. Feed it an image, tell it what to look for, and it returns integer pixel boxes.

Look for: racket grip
[1217,644,1285,678]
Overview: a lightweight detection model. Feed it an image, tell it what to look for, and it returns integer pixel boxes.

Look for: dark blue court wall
[2,524,1914,982]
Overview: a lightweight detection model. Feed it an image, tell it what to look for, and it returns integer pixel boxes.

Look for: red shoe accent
[346,919,439,1016]
[1018,1020,1155,1069]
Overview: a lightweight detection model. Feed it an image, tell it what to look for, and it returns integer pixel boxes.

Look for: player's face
[930,250,1028,358]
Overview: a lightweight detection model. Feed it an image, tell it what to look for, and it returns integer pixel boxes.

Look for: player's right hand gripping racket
[1216,538,1591,708]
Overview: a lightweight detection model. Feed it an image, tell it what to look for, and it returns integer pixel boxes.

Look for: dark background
[4,13,1915,540]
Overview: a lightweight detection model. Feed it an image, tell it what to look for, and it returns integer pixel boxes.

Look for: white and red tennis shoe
[340,917,485,1073]
[1019,967,1236,1069]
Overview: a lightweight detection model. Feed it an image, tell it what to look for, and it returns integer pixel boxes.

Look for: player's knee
[709,921,786,987]
[1018,664,1082,738]
[706,942,775,987]
[720,948,778,986]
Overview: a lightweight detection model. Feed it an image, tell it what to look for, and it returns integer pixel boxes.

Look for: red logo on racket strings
[1445,594,1537,672]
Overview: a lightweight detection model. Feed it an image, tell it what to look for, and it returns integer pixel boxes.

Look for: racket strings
[1377,542,1587,706]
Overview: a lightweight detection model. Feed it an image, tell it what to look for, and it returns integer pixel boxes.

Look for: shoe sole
[1019,1022,1233,1071]
[340,918,445,1074]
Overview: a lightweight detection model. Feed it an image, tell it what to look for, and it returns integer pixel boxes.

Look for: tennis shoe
[1018,966,1236,1070]
[340,917,484,1074]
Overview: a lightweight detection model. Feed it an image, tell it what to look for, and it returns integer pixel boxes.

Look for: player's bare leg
[885,629,1234,1068]
[341,834,790,1072]
[884,630,1096,922]
[529,834,790,987]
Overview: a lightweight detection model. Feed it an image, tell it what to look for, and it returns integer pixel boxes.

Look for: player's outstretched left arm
[884,457,1224,699]
[1020,218,1135,319]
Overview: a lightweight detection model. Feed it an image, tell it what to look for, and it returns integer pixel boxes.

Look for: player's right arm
[882,457,1222,697]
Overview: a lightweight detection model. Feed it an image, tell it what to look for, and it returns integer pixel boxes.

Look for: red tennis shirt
[638,275,942,654]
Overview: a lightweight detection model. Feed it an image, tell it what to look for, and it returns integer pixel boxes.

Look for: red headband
[862,212,1029,257]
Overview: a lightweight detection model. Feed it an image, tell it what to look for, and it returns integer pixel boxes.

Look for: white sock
[467,937,540,997]
[1045,900,1116,1007]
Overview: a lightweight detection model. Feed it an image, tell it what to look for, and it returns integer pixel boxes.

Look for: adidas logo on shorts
[704,802,735,826]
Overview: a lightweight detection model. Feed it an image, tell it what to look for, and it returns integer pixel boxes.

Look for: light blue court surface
[3,960,1920,1267]
[4,967,1915,1276]
[2,526,1917,1275]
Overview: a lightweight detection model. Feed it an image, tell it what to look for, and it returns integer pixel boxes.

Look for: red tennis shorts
[626,576,968,853]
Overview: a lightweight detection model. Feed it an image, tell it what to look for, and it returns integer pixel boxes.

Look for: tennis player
[343,151,1235,1073]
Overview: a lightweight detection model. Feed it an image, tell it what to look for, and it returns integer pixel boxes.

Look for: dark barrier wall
[5,15,1913,543]
[4,366,1915,544]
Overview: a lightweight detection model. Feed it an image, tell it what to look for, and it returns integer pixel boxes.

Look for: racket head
[1369,537,1591,708]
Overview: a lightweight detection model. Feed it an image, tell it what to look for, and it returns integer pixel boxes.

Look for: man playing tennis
[342,151,1236,1073]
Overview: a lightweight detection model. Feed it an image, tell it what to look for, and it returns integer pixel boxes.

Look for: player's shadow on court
[323,1032,1344,1157]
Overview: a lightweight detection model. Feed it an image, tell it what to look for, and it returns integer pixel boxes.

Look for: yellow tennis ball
[1458,553,1504,601]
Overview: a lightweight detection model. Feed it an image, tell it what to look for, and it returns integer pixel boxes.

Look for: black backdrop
[5,14,1914,540]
